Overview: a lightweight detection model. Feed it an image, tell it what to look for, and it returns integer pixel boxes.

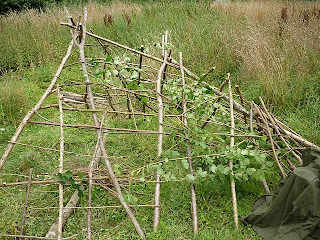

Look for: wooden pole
[227,74,239,229]
[57,87,65,240]
[19,168,33,240]
[153,31,169,232]
[259,97,302,165]
[254,104,287,178]
[87,117,104,240]
[179,52,198,234]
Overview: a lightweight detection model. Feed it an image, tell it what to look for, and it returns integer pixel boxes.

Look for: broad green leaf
[112,69,119,76]
[105,55,112,62]
[131,70,139,79]
[210,164,217,173]
[186,174,195,183]
[181,159,189,169]
[77,172,85,179]
[65,170,73,179]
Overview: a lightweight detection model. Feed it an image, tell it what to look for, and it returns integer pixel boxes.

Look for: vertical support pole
[153,31,169,232]
[179,52,198,234]
[57,86,65,240]
[19,168,33,240]
[227,74,239,229]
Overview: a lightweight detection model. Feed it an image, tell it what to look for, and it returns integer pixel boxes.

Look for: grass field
[0,0,319,239]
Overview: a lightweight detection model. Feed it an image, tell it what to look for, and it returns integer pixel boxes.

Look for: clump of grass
[0,80,28,126]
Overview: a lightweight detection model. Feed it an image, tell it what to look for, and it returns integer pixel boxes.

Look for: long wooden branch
[0,39,74,171]
[254,104,287,178]
[57,87,65,240]
[19,168,33,240]
[180,52,198,234]
[153,31,169,232]
[227,74,239,229]
[259,98,302,165]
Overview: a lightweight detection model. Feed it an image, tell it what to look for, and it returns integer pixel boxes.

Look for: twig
[200,77,229,129]
[19,168,33,240]
[0,234,77,240]
[254,103,287,178]
[234,85,247,123]
[259,97,302,165]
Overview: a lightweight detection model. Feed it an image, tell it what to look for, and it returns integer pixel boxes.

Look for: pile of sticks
[0,8,318,239]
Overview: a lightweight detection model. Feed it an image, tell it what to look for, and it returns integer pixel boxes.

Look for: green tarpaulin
[243,148,320,240]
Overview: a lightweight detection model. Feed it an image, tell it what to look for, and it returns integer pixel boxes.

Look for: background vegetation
[0,1,319,239]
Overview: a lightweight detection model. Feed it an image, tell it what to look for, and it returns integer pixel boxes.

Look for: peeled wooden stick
[180,52,198,234]
[227,74,239,229]
[234,85,247,123]
[250,103,270,193]
[57,87,65,240]
[153,31,169,232]
[259,97,302,165]
[20,168,33,240]
[87,117,104,240]
[254,104,287,178]
[0,39,74,171]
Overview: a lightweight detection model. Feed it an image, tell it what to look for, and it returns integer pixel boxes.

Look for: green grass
[1,0,319,239]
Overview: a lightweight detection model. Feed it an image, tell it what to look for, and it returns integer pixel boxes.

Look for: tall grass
[0,79,28,126]
[0,0,319,143]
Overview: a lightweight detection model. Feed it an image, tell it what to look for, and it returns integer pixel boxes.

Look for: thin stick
[254,104,287,178]
[200,77,229,129]
[234,85,247,123]
[249,102,270,192]
[87,117,105,240]
[0,234,77,240]
[0,39,74,171]
[138,45,144,85]
[259,97,302,165]
[29,204,159,210]
[28,121,169,134]
[19,168,33,240]
[57,87,65,240]
[227,74,239,229]
[180,52,198,234]
[153,31,169,232]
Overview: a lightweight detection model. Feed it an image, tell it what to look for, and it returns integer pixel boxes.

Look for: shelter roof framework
[0,9,318,239]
